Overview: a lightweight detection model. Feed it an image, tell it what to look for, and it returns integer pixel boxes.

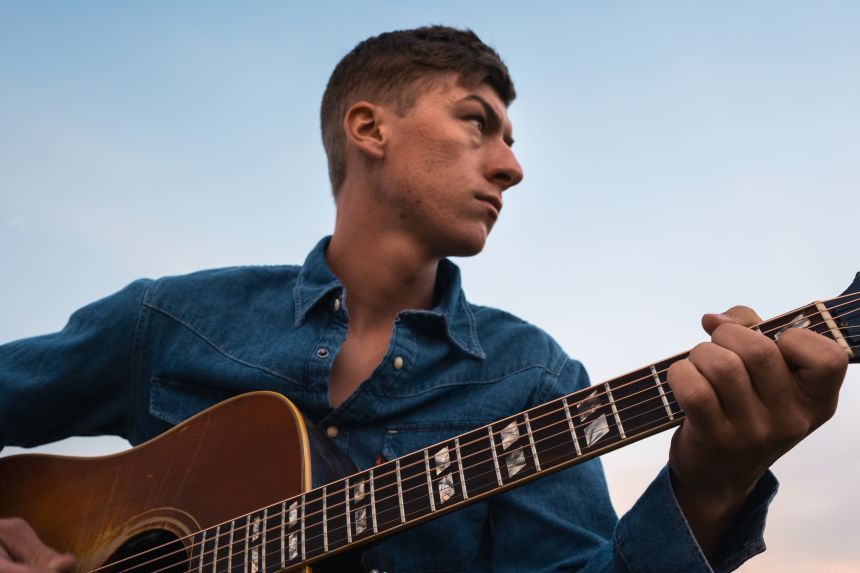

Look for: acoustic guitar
[2,274,858,573]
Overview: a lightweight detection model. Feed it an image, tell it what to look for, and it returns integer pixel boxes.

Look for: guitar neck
[191,295,860,571]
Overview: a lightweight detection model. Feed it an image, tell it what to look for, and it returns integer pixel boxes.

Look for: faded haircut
[320,25,515,194]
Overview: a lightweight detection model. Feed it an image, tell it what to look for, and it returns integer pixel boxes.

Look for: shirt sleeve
[488,357,779,573]
[0,279,151,450]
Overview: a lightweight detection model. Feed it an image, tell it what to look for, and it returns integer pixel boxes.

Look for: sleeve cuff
[614,465,779,573]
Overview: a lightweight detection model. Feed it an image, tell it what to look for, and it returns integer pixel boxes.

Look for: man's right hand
[0,518,75,573]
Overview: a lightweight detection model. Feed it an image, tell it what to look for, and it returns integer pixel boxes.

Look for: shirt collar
[293,236,486,359]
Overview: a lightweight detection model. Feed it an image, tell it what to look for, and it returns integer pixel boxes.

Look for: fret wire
[370,468,379,534]
[198,530,206,573]
[523,412,541,472]
[455,437,469,500]
[227,520,234,573]
[424,449,437,512]
[562,397,582,456]
[345,477,352,544]
[322,485,328,553]
[488,426,503,486]
[604,382,626,439]
[650,365,674,419]
[244,518,249,573]
[396,459,406,523]
[261,508,267,573]
[300,493,307,561]
[280,500,286,568]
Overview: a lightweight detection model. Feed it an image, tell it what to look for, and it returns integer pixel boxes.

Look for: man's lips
[475,193,502,215]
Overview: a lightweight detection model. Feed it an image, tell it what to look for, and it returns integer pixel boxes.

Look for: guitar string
[99,370,691,573]
[185,302,860,573]
[88,295,860,573]
[185,302,860,570]
[108,316,860,573]
[136,395,689,573]
[94,306,860,573]
[90,298,860,573]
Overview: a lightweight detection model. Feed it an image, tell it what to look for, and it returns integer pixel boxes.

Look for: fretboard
[187,299,855,572]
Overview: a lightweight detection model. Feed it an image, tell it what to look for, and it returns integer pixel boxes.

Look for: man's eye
[468,116,485,132]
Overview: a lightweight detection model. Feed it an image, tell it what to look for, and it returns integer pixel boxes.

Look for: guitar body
[0,392,359,573]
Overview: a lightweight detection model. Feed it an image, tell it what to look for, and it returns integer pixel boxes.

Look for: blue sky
[1,3,858,571]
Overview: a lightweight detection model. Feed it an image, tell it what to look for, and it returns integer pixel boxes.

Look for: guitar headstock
[824,272,860,364]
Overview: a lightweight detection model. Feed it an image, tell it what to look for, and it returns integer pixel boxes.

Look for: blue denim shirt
[0,237,776,572]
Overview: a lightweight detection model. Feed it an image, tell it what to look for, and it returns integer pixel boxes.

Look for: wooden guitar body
[0,392,357,573]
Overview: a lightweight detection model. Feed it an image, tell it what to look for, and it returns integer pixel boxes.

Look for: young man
[0,26,848,573]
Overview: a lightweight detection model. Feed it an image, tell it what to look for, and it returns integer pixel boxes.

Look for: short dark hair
[320,25,516,194]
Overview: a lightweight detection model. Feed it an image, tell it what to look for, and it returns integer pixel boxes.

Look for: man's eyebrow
[461,94,515,147]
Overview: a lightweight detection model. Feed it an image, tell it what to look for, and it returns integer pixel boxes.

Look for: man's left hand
[666,306,848,559]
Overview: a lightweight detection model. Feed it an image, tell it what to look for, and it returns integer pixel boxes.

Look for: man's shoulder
[149,264,301,293]
[141,264,302,318]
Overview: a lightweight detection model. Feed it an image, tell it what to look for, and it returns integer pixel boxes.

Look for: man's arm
[667,306,848,561]
[0,280,151,572]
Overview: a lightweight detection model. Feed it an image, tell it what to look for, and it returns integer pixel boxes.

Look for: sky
[1,2,859,571]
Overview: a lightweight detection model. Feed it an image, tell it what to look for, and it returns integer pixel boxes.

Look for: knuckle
[744,340,778,370]
[0,516,29,534]
[823,341,850,372]
[725,305,761,326]
[709,351,744,381]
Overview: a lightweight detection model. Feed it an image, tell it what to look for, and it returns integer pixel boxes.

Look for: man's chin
[444,231,490,258]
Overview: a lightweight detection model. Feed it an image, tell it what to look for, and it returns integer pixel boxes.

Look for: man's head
[320,25,516,194]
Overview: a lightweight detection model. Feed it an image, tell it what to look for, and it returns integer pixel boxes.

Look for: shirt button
[325,426,339,439]
[332,298,341,312]
[316,348,330,358]
[393,356,404,370]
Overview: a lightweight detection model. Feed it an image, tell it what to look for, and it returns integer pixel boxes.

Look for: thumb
[48,554,76,573]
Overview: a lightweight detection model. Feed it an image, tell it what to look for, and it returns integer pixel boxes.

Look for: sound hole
[105,529,187,573]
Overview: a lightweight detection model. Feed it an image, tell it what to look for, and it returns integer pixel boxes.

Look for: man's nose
[486,144,524,190]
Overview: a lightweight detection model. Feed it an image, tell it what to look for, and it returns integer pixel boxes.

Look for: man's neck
[326,227,439,333]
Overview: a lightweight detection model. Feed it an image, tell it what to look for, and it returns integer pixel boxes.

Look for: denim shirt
[0,237,776,573]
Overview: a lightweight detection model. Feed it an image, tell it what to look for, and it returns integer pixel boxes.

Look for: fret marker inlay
[774,313,811,340]
[500,420,526,477]
[584,414,609,448]
[434,446,455,504]
[288,501,299,560]
[352,480,368,535]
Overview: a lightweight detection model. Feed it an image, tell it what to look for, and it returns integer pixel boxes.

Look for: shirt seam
[142,302,303,386]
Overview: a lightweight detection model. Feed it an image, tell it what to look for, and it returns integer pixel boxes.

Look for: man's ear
[343,101,387,160]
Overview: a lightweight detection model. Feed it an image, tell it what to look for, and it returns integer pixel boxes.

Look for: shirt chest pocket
[368,423,493,573]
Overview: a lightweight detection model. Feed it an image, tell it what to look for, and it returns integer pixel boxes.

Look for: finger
[701,305,763,335]
[776,327,848,408]
[667,358,729,433]
[0,519,70,572]
[687,341,763,422]
[709,322,795,409]
[0,552,73,573]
